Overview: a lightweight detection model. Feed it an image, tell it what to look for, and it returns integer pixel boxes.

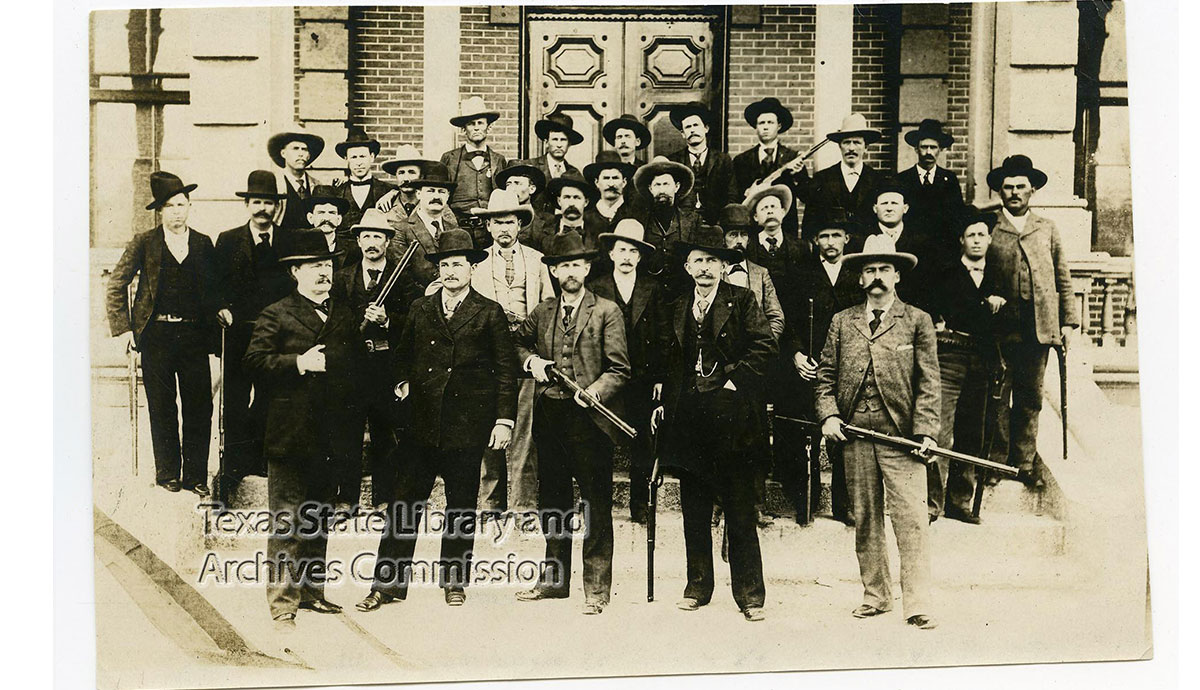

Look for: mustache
[865,278,886,291]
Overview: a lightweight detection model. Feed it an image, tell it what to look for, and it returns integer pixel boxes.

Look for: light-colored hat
[350,208,396,238]
[744,183,793,216]
[826,112,881,145]
[469,188,535,226]
[633,155,694,201]
[841,233,918,272]
[450,96,500,127]
[597,219,655,254]
[380,144,428,175]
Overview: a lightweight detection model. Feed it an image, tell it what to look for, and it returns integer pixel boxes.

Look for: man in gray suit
[816,234,941,630]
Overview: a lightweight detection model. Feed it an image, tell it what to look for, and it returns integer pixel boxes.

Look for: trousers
[265,454,334,618]
[139,321,213,486]
[928,341,991,516]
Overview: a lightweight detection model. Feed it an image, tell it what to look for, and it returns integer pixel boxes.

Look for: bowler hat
[597,218,655,254]
[145,171,197,210]
[744,97,794,133]
[267,125,325,168]
[450,96,500,128]
[826,112,882,145]
[903,118,955,149]
[633,156,694,201]
[583,150,635,182]
[546,169,599,203]
[494,161,546,193]
[335,126,381,158]
[410,161,457,191]
[958,209,999,235]
[276,229,342,265]
[541,232,599,266]
[380,144,428,176]
[304,185,350,214]
[350,208,396,238]
[718,203,756,234]
[425,228,487,264]
[602,114,651,147]
[469,188,535,226]
[841,233,918,272]
[669,101,715,130]
[534,112,584,145]
[233,170,284,201]
[675,224,743,263]
[986,154,1048,191]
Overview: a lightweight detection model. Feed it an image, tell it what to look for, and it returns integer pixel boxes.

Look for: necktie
[762,148,775,169]
[923,171,933,186]
[351,179,371,187]
[316,299,329,316]
[695,298,709,325]
[727,264,746,274]
[502,249,515,285]
[258,232,270,246]
[562,304,574,331]
[766,236,778,255]
[298,178,309,198]
[869,308,883,334]
[366,268,381,291]
[444,297,459,320]
[968,266,983,288]
[402,201,416,216]
[691,153,703,172]
[431,220,442,239]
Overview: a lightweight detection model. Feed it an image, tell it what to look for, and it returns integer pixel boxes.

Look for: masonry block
[298,6,349,21]
[191,8,269,57]
[298,72,349,121]
[900,28,949,74]
[1008,69,1076,132]
[902,3,950,26]
[297,120,351,170]
[189,60,270,125]
[299,21,349,71]
[1009,1,1079,66]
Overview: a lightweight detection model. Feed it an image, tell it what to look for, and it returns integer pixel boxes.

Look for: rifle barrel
[361,242,419,330]
[546,364,638,438]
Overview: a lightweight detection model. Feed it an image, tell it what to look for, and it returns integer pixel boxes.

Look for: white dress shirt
[418,209,444,239]
[692,285,717,322]
[1002,207,1030,234]
[878,222,904,243]
[840,161,863,192]
[821,258,843,286]
[349,176,372,208]
[725,260,750,288]
[613,270,637,304]
[163,228,189,263]
[918,164,938,186]
[961,255,986,288]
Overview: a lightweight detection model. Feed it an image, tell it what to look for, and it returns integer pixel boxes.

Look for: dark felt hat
[541,232,599,265]
[546,169,600,203]
[494,161,546,192]
[602,114,651,147]
[958,209,1000,235]
[583,150,636,182]
[718,203,756,234]
[425,228,488,264]
[534,112,584,145]
[411,161,457,191]
[335,126,381,158]
[986,154,1048,191]
[267,126,325,168]
[744,97,794,133]
[904,118,955,148]
[233,170,284,201]
[304,185,351,214]
[145,171,197,210]
[669,101,715,130]
[276,229,342,265]
[675,224,743,263]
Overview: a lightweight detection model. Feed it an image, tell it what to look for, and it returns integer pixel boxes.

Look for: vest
[853,360,885,413]
[684,303,726,394]
[545,303,578,400]
[448,149,494,214]
[156,245,202,320]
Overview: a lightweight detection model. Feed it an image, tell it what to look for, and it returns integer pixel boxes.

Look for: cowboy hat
[602,114,651,147]
[669,101,715,130]
[583,150,636,182]
[633,156,694,201]
[267,125,325,168]
[304,185,351,215]
[545,169,599,203]
[675,224,743,263]
[986,154,1048,191]
[425,228,488,264]
[380,144,428,176]
[744,97,794,133]
[350,208,397,238]
[276,229,343,265]
[903,118,954,148]
[744,183,794,216]
[826,112,881,145]
[494,161,546,192]
[541,232,599,266]
[597,218,655,254]
[841,233,918,272]
[718,203,756,234]
[450,95,500,128]
[145,171,197,210]
[469,188,535,226]
[410,161,457,191]
[335,126,381,158]
[233,170,284,201]
[534,112,584,145]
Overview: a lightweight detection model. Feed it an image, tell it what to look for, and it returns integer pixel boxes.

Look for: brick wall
[726,5,818,157]
[348,6,425,156]
[458,6,521,157]
[945,3,973,183]
[851,3,902,171]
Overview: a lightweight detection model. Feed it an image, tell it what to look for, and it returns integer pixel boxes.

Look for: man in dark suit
[305,185,356,271]
[815,234,941,630]
[896,119,966,255]
[529,113,584,213]
[652,225,777,622]
[583,151,638,228]
[514,234,631,615]
[493,161,549,250]
[588,219,665,523]
[333,127,397,234]
[356,229,518,611]
[631,156,701,295]
[530,170,605,252]
[668,102,734,225]
[602,113,651,168]
[214,170,294,480]
[441,96,509,230]
[787,112,884,246]
[730,97,801,236]
[107,172,219,495]
[388,162,457,290]
[268,125,325,232]
[377,146,460,235]
[243,229,353,631]
[867,183,944,312]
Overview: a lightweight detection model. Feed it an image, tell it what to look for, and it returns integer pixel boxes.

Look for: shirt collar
[418,208,441,229]
[879,222,904,239]
[442,288,469,311]
[693,284,718,306]
[961,255,986,271]
[1001,207,1030,231]
[759,230,783,249]
[866,297,896,319]
[840,161,862,177]
[250,225,274,243]
[918,163,937,181]
[758,143,778,161]
[464,142,487,154]
[560,288,586,311]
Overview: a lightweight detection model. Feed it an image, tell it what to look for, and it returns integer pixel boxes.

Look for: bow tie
[968,266,983,273]
[467,150,487,160]
[727,264,746,274]
[312,298,330,315]
[350,179,372,187]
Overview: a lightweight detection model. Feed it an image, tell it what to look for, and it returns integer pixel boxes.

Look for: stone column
[296,6,351,179]
[813,4,853,170]
[423,6,461,159]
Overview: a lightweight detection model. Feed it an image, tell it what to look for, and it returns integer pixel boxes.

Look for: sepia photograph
[78,1,1159,688]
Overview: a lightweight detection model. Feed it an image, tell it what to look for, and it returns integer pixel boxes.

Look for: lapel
[144,226,164,296]
[521,245,542,304]
[569,290,596,350]
[428,289,452,336]
[630,274,653,325]
[854,299,904,341]
[412,214,439,254]
[748,262,767,298]
[287,291,327,337]
[446,289,483,334]
[673,290,691,348]
[708,281,733,337]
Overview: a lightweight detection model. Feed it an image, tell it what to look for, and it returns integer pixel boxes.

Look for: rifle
[805,297,820,523]
[972,348,1008,518]
[545,364,638,439]
[775,416,1019,478]
[741,137,832,201]
[646,429,662,602]
[1055,344,1068,460]
[361,242,419,330]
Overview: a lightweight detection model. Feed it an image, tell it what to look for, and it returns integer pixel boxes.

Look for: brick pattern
[293,7,301,122]
[348,6,425,156]
[945,3,973,186]
[726,5,818,157]
[852,3,902,172]
[458,6,521,157]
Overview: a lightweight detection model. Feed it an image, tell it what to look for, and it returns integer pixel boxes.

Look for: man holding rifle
[514,233,631,615]
[814,233,941,630]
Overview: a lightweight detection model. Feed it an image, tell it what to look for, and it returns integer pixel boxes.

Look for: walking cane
[212,326,230,507]
[126,282,139,476]
[1056,345,1068,460]
[647,428,661,602]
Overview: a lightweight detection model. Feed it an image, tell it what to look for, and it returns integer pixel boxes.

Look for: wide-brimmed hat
[411,161,456,191]
[718,203,756,234]
[425,228,488,264]
[675,224,742,263]
[534,113,584,145]
[546,169,599,203]
[669,101,715,130]
[469,188,535,226]
[744,97,793,133]
[597,218,655,254]
[267,125,325,168]
[583,150,635,182]
[304,185,351,214]
[903,118,954,148]
[842,233,918,272]
[350,208,396,238]
[633,156,694,201]
[986,154,1048,191]
[541,232,599,266]
[602,114,651,147]
[744,183,794,216]
[233,170,284,201]
[380,144,428,176]
[145,171,198,210]
[450,96,500,128]
[494,161,546,192]
[277,229,342,265]
[826,112,881,145]
[335,126,381,158]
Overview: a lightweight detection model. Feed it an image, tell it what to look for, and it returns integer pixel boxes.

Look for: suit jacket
[515,289,632,442]
[529,154,582,213]
[801,256,863,358]
[243,290,357,459]
[274,171,324,232]
[587,271,667,388]
[106,226,221,348]
[793,162,883,243]
[530,214,606,255]
[471,242,556,324]
[668,148,734,225]
[814,298,941,440]
[896,165,966,253]
[729,142,800,202]
[334,176,397,232]
[868,224,945,312]
[744,233,811,355]
[395,288,518,451]
[986,211,1079,345]
[724,260,786,343]
[331,258,421,359]
[214,223,297,329]
[927,256,1001,344]
[632,204,702,294]
[387,211,450,288]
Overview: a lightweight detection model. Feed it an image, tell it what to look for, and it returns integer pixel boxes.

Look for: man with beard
[583,151,638,228]
[441,96,509,231]
[268,125,325,232]
[305,185,355,271]
[493,161,550,250]
[896,119,966,255]
[786,113,883,246]
[244,229,353,631]
[815,234,941,630]
[652,224,777,622]
[356,229,517,612]
[215,171,294,481]
[730,98,800,236]
[468,189,554,515]
[333,127,396,232]
[377,145,459,229]
[588,219,665,523]
[602,113,651,168]
[514,234,630,615]
[668,102,734,225]
[388,162,458,290]
[530,113,583,213]
[531,170,604,252]
[631,156,700,295]
[869,183,942,311]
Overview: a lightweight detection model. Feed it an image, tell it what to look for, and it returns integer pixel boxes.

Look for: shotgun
[972,350,1008,518]
[360,242,419,330]
[545,364,638,439]
[742,137,832,201]
[212,327,231,508]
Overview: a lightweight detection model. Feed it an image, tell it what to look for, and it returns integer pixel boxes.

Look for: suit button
[428,367,433,372]
[447,367,452,373]
[431,340,436,345]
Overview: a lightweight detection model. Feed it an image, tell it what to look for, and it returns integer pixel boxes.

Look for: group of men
[106,95,1078,633]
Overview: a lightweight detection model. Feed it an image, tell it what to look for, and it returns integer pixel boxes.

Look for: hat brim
[903,129,954,148]
[278,249,343,265]
[583,160,636,181]
[268,132,326,168]
[827,129,882,145]
[669,107,714,130]
[450,111,500,128]
[146,183,198,210]
[494,165,546,191]
[842,251,918,272]
[469,206,535,226]
[986,167,1048,191]
[744,184,794,215]
[597,233,655,254]
[411,179,457,192]
[541,249,599,266]
[381,158,428,175]
[425,248,488,264]
[233,189,284,201]
[305,196,351,214]
[744,102,794,133]
[335,140,381,158]
[352,224,396,238]
[546,177,600,203]
[602,119,651,147]
[633,161,695,201]
[674,242,743,263]
[534,120,585,146]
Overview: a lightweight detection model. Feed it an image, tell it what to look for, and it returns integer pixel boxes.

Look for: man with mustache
[268,125,326,232]
[376,145,460,232]
[514,234,631,615]
[440,97,509,231]
[667,102,734,226]
[388,162,458,290]
[602,113,651,168]
[332,127,396,233]
[305,185,355,271]
[896,119,966,256]
[583,151,638,228]
[730,98,801,236]
[493,161,550,250]
[786,113,883,247]
[652,224,777,622]
[529,113,583,213]
[815,234,941,630]
[214,171,295,481]
[530,170,604,253]
[630,156,700,295]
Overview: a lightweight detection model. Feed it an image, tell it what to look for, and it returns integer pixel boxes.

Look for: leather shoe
[299,598,342,614]
[445,589,466,606]
[852,604,890,618]
[272,613,296,631]
[515,587,569,602]
[188,482,210,497]
[676,597,704,611]
[907,614,938,629]
[742,606,765,622]
[943,507,981,525]
[159,479,182,492]
[1016,467,1044,489]
[582,600,606,615]
[355,591,397,612]
[629,505,648,524]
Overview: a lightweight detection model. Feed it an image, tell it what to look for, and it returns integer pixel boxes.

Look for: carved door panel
[623,20,714,159]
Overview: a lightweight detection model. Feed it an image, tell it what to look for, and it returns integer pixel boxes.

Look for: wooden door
[623,20,715,159]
